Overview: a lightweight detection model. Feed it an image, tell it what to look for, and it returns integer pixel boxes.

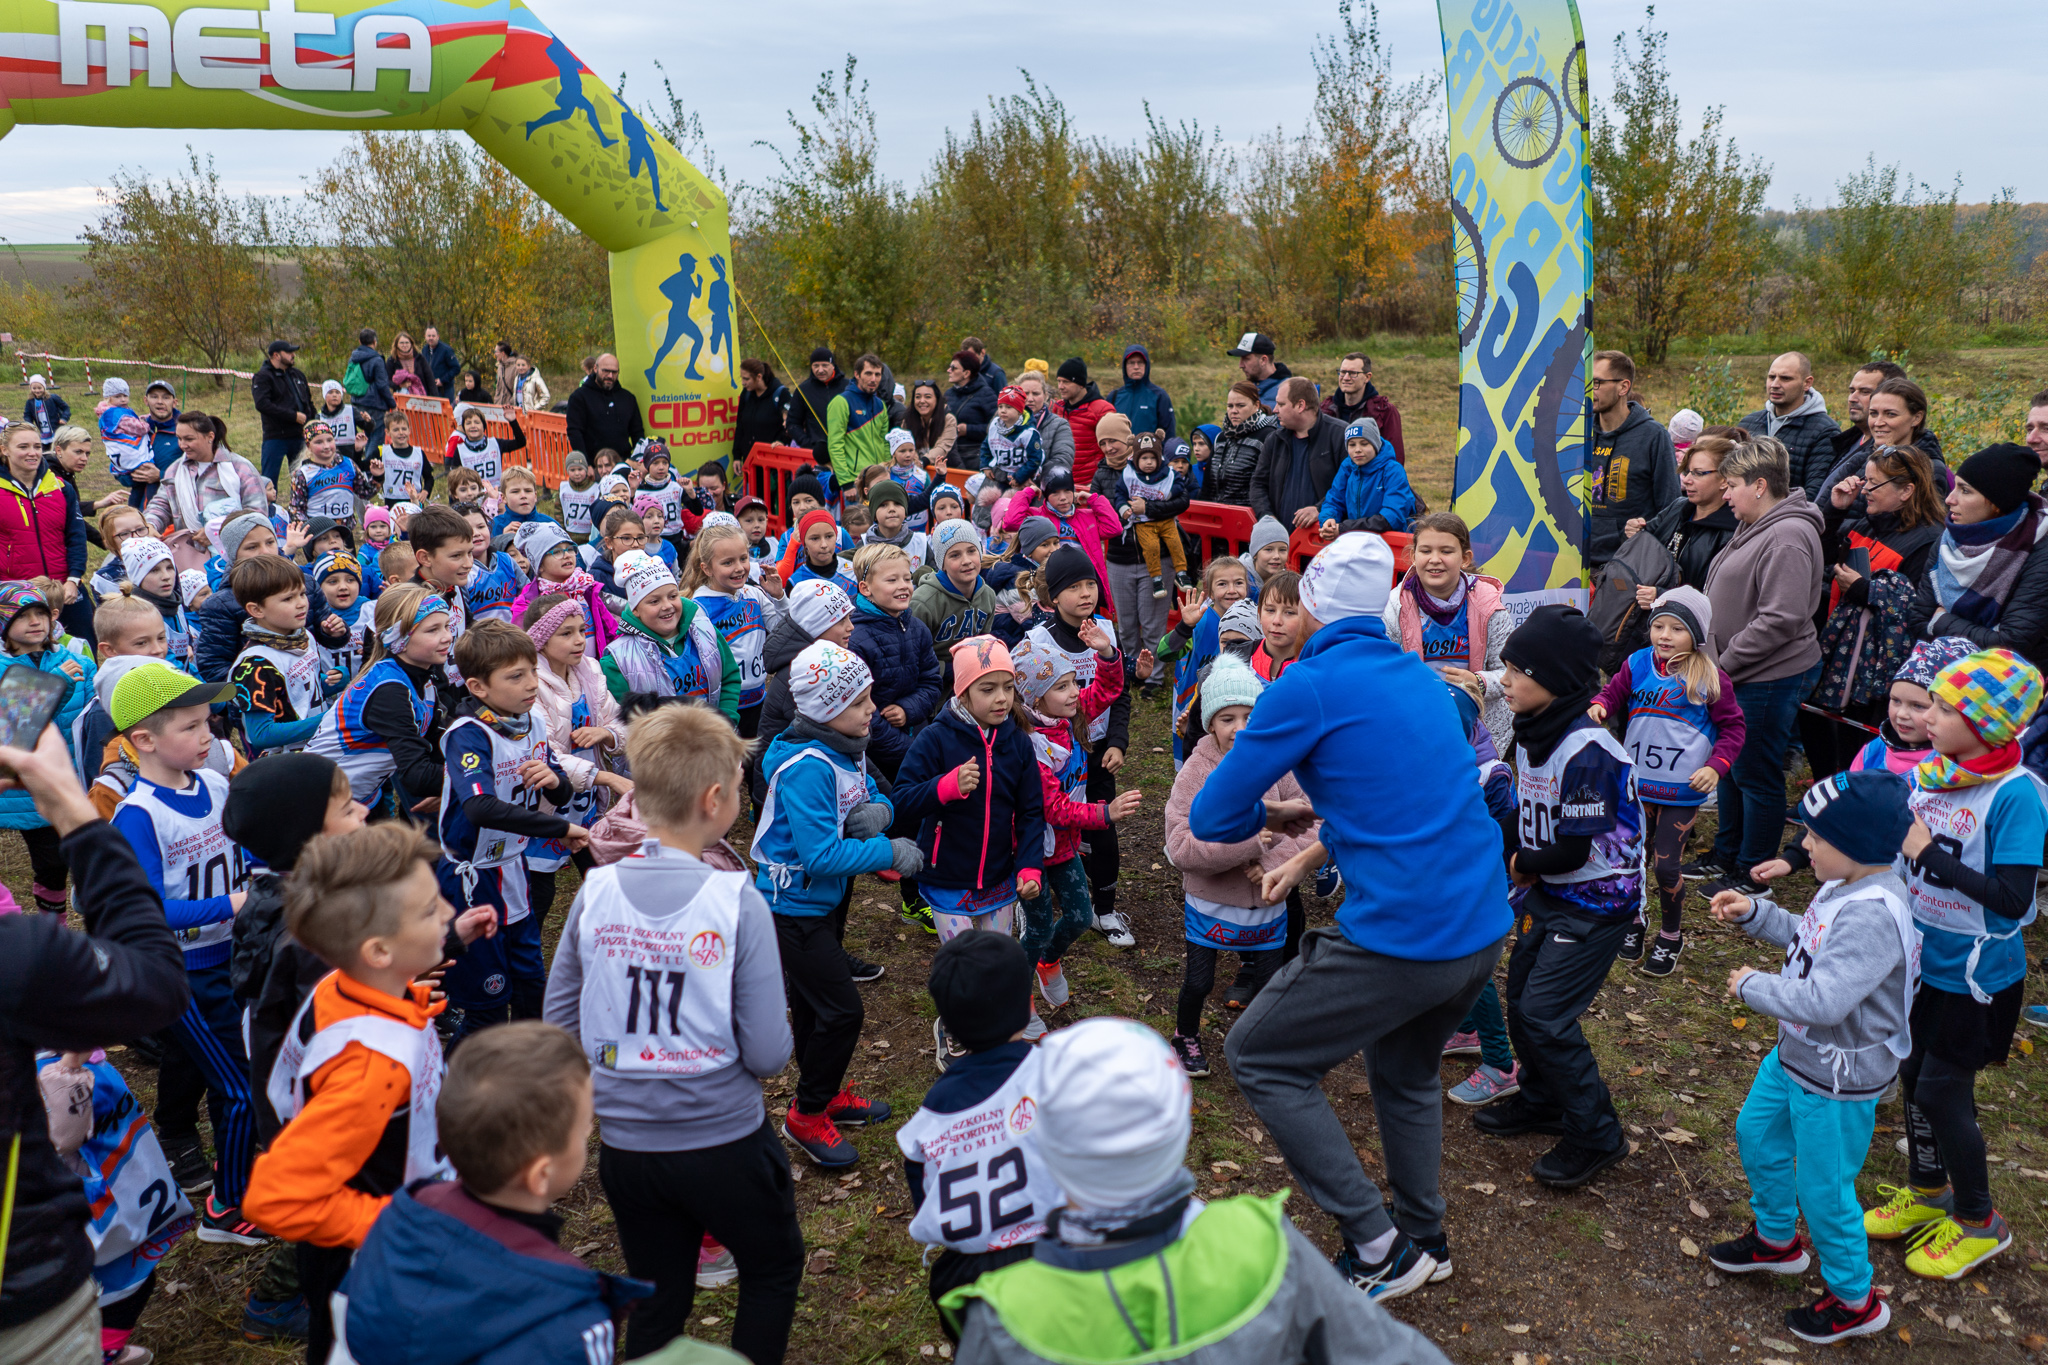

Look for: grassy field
[2,350,2046,1363]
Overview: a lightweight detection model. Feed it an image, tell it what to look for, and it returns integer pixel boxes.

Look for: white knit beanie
[1297,530,1393,623]
[615,550,676,610]
[789,640,873,723]
[1035,1018,1192,1211]
[787,581,854,639]
[120,536,173,584]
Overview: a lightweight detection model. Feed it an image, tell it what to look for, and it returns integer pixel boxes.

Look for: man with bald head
[564,351,644,457]
[1738,351,1837,498]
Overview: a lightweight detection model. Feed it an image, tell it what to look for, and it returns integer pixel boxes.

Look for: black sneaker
[1333,1232,1437,1303]
[1640,933,1682,977]
[1413,1234,1453,1283]
[932,1018,966,1073]
[1170,1033,1210,1078]
[1530,1137,1628,1189]
[1472,1093,1566,1137]
[1706,1224,1812,1275]
[847,955,885,984]
[1679,858,1725,882]
[1706,874,1769,899]
[1616,920,1645,961]
[197,1195,269,1247]
[1151,577,1169,600]
[161,1134,213,1197]
[1785,1290,1889,1344]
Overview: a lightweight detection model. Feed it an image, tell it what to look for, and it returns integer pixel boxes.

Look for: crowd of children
[3,413,2044,1365]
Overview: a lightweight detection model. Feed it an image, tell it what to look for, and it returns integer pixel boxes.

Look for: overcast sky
[0,0,2039,243]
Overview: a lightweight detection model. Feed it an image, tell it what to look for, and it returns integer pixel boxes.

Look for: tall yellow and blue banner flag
[1438,0,1592,614]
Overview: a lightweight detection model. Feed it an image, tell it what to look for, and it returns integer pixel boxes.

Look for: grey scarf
[788,713,869,759]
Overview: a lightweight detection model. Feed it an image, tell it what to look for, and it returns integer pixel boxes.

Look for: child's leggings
[1020,859,1092,966]
[1134,520,1189,578]
[933,901,1016,943]
[1177,943,1278,1037]
[1457,978,1516,1072]
[1641,801,1699,934]
[1735,1048,1879,1302]
[1899,981,2015,1223]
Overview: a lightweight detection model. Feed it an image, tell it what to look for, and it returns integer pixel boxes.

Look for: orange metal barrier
[1178,501,1254,563]
[742,442,822,536]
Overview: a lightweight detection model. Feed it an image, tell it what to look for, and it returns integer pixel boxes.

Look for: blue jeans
[260,436,303,488]
[1736,1048,1879,1301]
[1712,663,1819,871]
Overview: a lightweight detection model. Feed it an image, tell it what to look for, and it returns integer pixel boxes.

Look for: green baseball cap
[109,662,232,733]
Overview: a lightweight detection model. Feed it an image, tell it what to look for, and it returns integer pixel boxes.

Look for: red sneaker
[824,1086,892,1126]
[781,1105,858,1167]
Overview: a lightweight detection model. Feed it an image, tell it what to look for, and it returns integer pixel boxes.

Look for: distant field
[0,242,299,293]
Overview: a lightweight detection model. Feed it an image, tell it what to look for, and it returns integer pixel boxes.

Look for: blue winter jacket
[1318,453,1418,532]
[893,701,1047,891]
[751,732,896,917]
[1108,344,1177,440]
[0,643,94,830]
[1189,614,1511,961]
[339,1180,652,1365]
[849,595,942,771]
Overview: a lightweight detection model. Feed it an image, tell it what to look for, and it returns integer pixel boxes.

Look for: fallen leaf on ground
[1512,1354,1530,1365]
[1759,1337,1800,1354]
[572,1241,602,1257]
[2020,1332,2047,1351]
[1625,1011,1649,1025]
[1992,1307,2012,1325]
[1659,1128,1698,1145]
[1678,1236,1700,1257]
[1467,1182,1496,1194]
[1601,1231,1624,1250]
[1518,1198,1537,1207]
[1211,1159,1241,1171]
[1627,1067,1644,1076]
[1732,1016,1748,1029]
[1896,1327,1911,1344]
[1688,1199,1710,1219]
[1504,1323,1530,1334]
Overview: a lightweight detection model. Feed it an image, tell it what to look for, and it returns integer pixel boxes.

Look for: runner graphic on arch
[525,34,617,148]
[647,253,707,386]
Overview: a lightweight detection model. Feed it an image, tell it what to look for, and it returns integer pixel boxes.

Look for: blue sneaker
[2023,1004,2048,1031]
[1314,858,1342,898]
[242,1292,309,1342]
[1334,1232,1437,1302]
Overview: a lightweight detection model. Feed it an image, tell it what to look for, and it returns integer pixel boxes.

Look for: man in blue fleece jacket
[1191,531,1511,1305]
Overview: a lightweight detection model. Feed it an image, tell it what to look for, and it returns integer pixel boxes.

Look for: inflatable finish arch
[0,0,738,452]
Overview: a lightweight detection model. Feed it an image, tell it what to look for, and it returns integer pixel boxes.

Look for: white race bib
[576,861,743,1079]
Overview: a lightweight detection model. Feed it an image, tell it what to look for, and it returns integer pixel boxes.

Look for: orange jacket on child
[243,971,444,1250]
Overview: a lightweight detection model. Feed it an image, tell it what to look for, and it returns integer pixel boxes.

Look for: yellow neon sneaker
[1905,1212,2011,1280]
[1862,1184,1953,1240]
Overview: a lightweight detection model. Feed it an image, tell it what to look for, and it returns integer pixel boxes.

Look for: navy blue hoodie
[340,1180,650,1365]
[1107,343,1177,440]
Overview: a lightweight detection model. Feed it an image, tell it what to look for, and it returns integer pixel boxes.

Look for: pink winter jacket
[1001,487,1123,600]
[535,653,627,801]
[513,571,620,654]
[1164,734,1321,908]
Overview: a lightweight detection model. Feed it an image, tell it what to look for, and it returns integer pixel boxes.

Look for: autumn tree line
[5,4,2045,388]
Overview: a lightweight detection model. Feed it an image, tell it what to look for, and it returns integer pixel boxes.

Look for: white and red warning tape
[15,350,257,387]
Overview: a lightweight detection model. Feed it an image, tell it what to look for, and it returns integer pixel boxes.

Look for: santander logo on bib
[690,930,726,967]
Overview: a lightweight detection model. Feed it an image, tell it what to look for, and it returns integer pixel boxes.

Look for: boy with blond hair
[545,705,804,1363]
[243,821,490,1363]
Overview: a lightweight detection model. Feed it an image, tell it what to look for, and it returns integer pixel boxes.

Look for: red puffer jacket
[0,465,85,583]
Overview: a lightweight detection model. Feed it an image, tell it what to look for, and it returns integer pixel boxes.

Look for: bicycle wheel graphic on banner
[1493,76,1563,170]
[1451,199,1489,348]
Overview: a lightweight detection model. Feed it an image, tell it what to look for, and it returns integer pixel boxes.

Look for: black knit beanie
[1042,545,1097,600]
[225,753,343,872]
[928,932,1033,1050]
[1955,443,2038,516]
[809,346,835,365]
[789,473,826,510]
[1056,357,1089,384]
[1501,604,1602,698]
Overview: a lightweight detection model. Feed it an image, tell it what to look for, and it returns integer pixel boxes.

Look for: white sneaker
[696,1243,737,1289]
[1021,1012,1048,1041]
[1093,911,1135,948]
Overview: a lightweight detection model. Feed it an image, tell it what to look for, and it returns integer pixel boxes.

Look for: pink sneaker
[1441,1030,1482,1057]
[697,1234,737,1288]
[1447,1062,1520,1106]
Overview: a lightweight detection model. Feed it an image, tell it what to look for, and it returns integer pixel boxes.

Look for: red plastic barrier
[1286,526,1413,583]
[742,443,821,536]
[1179,501,1254,563]
[943,467,974,492]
